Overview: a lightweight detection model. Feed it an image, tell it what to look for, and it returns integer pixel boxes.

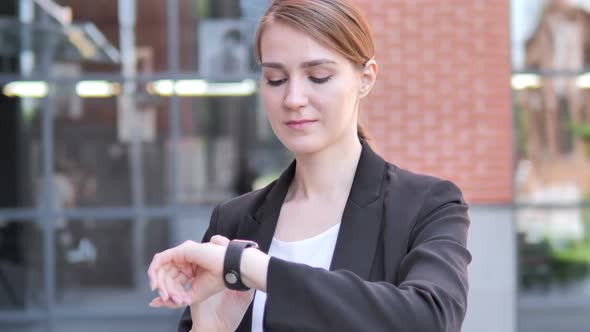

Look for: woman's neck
[287,135,362,202]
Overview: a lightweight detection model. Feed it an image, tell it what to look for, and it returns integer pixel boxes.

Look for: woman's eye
[267,78,287,87]
[309,76,332,84]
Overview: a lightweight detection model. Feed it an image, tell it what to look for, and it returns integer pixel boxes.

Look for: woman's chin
[279,135,325,156]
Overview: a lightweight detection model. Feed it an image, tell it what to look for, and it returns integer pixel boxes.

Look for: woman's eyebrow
[301,59,337,68]
[261,62,284,69]
[261,59,337,69]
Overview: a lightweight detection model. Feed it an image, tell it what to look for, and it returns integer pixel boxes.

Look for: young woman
[148,0,471,331]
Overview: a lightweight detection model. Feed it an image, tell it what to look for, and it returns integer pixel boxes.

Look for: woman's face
[259,21,365,155]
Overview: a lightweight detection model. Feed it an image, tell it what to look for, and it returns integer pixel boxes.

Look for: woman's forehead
[259,21,345,65]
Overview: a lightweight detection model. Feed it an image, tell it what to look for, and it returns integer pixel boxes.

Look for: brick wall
[355,0,512,204]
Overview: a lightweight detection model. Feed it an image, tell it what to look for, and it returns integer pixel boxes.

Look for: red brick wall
[355,0,512,204]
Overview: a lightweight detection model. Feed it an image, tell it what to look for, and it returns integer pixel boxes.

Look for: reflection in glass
[0,220,43,311]
[50,91,133,207]
[512,0,590,205]
[177,94,289,205]
[0,21,117,74]
[142,140,167,206]
[53,218,170,311]
[0,95,38,208]
[518,207,590,332]
[198,19,256,80]
[514,81,590,205]
[511,0,590,73]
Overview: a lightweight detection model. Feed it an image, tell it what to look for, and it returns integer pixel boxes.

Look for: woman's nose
[283,79,308,110]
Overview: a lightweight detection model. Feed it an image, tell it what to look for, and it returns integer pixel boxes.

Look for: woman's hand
[148,236,255,332]
[188,287,254,332]
[147,237,226,306]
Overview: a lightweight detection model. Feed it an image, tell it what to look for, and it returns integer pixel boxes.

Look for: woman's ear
[359,59,378,98]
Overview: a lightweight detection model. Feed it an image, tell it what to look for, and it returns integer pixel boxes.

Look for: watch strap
[223,240,259,291]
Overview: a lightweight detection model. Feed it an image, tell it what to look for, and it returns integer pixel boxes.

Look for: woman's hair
[255,0,375,141]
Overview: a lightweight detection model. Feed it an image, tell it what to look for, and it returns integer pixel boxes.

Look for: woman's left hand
[147,239,227,307]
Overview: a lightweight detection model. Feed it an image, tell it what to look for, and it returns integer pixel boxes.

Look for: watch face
[225,272,238,285]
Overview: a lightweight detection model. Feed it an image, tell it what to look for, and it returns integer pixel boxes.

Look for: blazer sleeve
[177,205,220,332]
[263,180,472,332]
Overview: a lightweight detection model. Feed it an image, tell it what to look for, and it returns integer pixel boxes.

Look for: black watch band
[223,239,259,291]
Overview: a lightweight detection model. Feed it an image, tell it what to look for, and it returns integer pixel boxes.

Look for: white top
[251,223,341,332]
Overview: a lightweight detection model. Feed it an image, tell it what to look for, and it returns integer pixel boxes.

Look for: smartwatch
[223,239,259,291]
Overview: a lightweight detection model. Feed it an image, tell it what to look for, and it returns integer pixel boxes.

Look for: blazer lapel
[235,162,295,332]
[329,141,387,280]
[236,161,295,252]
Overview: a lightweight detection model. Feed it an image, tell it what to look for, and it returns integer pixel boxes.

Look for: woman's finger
[163,266,183,305]
[147,241,197,288]
[149,296,168,308]
[148,296,163,307]
[148,240,225,297]
[148,251,171,290]
[157,264,172,301]
[172,271,192,305]
[165,266,193,305]
[149,296,184,309]
[210,235,230,246]
[177,263,194,278]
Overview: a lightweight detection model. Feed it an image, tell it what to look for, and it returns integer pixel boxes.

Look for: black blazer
[179,142,471,332]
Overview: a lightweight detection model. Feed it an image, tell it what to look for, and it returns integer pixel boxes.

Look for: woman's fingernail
[159,290,167,301]
[172,295,182,304]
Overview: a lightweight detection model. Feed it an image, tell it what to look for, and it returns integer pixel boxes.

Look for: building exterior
[355,2,514,331]
[0,1,588,332]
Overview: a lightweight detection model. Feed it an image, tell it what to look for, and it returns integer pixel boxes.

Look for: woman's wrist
[240,248,270,292]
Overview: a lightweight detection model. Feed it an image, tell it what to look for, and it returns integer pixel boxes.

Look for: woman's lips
[286,119,317,130]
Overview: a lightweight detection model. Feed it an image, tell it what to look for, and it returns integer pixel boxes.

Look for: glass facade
[0,0,285,331]
[9,0,590,331]
[512,1,590,331]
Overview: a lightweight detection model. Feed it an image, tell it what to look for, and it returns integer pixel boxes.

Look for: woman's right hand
[149,235,254,332]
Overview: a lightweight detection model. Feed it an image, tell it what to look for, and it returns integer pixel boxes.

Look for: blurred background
[0,0,588,331]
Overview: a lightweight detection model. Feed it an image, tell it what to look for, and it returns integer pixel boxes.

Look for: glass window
[176,93,287,203]
[517,207,590,332]
[513,81,590,204]
[49,90,137,208]
[52,218,169,308]
[0,219,43,311]
[0,0,289,328]
[513,2,590,331]
[0,94,39,208]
